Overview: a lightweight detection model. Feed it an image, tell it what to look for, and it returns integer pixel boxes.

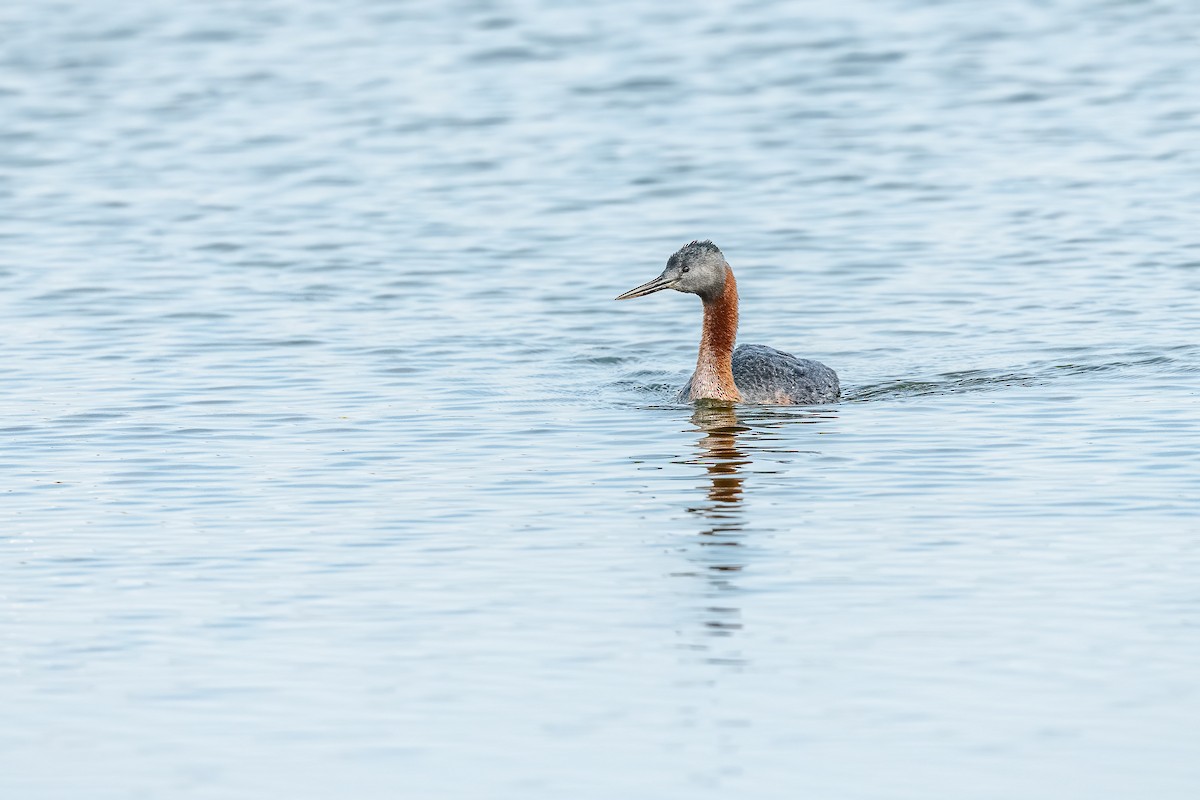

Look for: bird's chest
[688,363,741,402]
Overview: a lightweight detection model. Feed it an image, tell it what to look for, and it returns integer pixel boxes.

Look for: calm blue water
[3,1,1199,797]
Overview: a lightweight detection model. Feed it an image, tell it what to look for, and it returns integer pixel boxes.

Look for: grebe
[616,241,839,405]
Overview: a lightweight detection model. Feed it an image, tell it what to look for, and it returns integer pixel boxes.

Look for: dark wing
[731,344,840,405]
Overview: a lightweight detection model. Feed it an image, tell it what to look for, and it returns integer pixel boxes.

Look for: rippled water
[3,1,1199,797]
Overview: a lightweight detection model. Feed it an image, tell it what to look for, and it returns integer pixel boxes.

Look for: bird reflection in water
[675,403,836,665]
[678,403,753,666]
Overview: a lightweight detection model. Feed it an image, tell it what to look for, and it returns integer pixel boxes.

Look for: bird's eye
[681,266,690,273]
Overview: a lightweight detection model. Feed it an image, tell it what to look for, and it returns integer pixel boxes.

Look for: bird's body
[616,241,839,406]
[679,344,840,405]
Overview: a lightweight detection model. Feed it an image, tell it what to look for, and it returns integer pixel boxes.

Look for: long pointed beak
[615,273,674,300]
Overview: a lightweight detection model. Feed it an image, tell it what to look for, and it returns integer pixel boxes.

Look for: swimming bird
[616,241,839,405]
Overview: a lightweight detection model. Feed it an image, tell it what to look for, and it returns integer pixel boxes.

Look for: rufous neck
[692,267,741,402]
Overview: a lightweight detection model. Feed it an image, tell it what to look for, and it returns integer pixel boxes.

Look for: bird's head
[615,240,729,302]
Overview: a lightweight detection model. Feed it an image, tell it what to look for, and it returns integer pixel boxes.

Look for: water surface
[2,1,1199,797]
